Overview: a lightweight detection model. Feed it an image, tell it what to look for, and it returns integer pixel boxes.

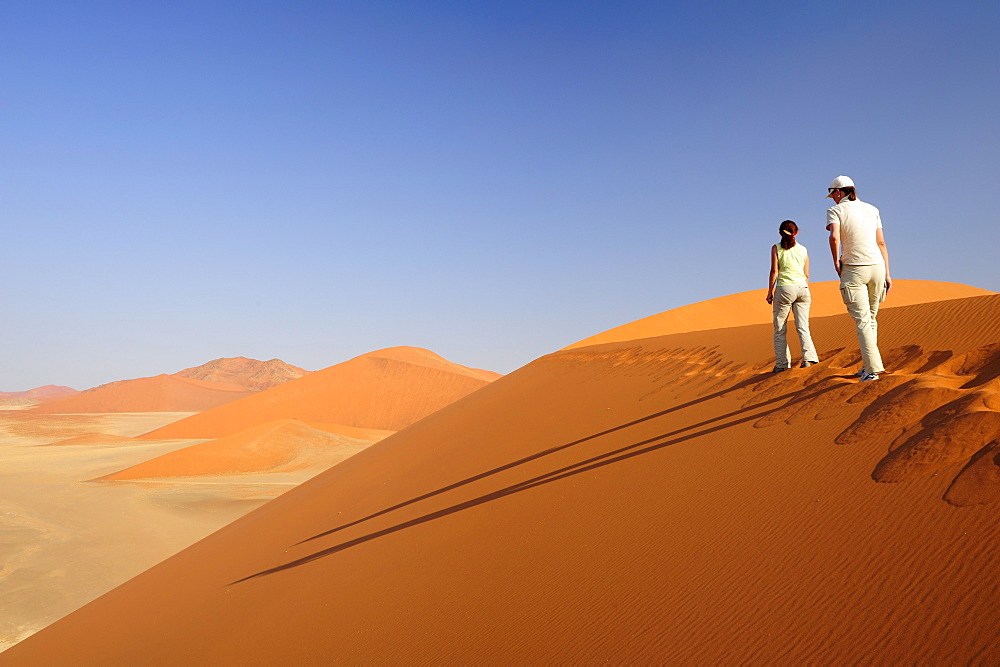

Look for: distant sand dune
[6,286,999,664]
[174,357,309,392]
[0,385,77,401]
[100,419,380,480]
[28,357,307,415]
[29,374,252,415]
[142,346,502,440]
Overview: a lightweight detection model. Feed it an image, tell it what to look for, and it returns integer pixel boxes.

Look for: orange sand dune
[0,385,78,401]
[100,419,382,480]
[567,278,993,349]
[174,357,308,391]
[141,347,502,440]
[27,357,307,415]
[7,288,999,664]
[0,385,78,409]
[29,374,252,414]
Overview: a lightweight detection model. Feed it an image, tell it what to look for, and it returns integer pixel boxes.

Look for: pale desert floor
[0,411,303,650]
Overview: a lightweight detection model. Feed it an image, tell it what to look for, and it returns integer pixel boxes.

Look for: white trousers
[840,263,886,374]
[772,284,819,370]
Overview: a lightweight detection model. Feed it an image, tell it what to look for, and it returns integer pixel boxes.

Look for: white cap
[828,175,855,190]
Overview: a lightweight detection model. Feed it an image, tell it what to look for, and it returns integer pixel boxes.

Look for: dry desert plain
[0,350,499,651]
[3,279,1000,664]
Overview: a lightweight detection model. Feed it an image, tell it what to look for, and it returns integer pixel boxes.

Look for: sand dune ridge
[5,286,999,664]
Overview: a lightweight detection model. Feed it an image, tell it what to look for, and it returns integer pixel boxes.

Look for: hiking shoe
[771,366,788,373]
[800,361,817,368]
[856,367,867,377]
[859,371,879,382]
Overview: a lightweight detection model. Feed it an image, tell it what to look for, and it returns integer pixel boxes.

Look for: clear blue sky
[2,0,998,390]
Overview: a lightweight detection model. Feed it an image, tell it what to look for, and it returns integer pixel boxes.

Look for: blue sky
[2,0,998,390]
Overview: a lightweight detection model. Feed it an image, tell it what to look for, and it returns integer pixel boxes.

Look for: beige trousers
[840,263,886,373]
[772,285,819,369]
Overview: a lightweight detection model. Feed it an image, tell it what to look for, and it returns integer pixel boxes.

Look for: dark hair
[778,220,798,249]
[840,186,857,201]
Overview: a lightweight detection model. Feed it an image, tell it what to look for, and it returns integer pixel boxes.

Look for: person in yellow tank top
[766,220,819,373]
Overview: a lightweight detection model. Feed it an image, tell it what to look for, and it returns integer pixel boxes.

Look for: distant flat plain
[0,410,291,650]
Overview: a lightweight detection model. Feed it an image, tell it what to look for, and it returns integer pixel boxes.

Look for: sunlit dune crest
[6,283,999,664]
[566,279,994,349]
[142,346,502,440]
[99,419,383,480]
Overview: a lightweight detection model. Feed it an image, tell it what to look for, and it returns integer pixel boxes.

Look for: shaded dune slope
[6,291,1000,665]
[142,347,502,440]
[29,375,252,414]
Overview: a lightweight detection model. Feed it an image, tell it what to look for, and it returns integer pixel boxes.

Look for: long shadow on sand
[295,372,772,547]
[232,372,847,585]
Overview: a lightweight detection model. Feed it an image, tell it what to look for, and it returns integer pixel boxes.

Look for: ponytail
[778,220,799,250]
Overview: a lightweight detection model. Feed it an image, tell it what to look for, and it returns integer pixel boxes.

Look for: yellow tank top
[775,243,808,286]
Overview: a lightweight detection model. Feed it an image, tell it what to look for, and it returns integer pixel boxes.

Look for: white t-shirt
[826,198,884,266]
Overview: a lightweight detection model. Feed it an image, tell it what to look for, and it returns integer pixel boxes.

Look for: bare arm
[827,222,841,276]
[876,227,891,291]
[766,245,778,304]
[804,254,810,281]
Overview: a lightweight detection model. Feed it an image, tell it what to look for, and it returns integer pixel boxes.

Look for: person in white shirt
[766,220,819,372]
[825,175,891,382]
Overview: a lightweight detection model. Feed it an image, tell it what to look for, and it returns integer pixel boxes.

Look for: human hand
[766,292,773,304]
